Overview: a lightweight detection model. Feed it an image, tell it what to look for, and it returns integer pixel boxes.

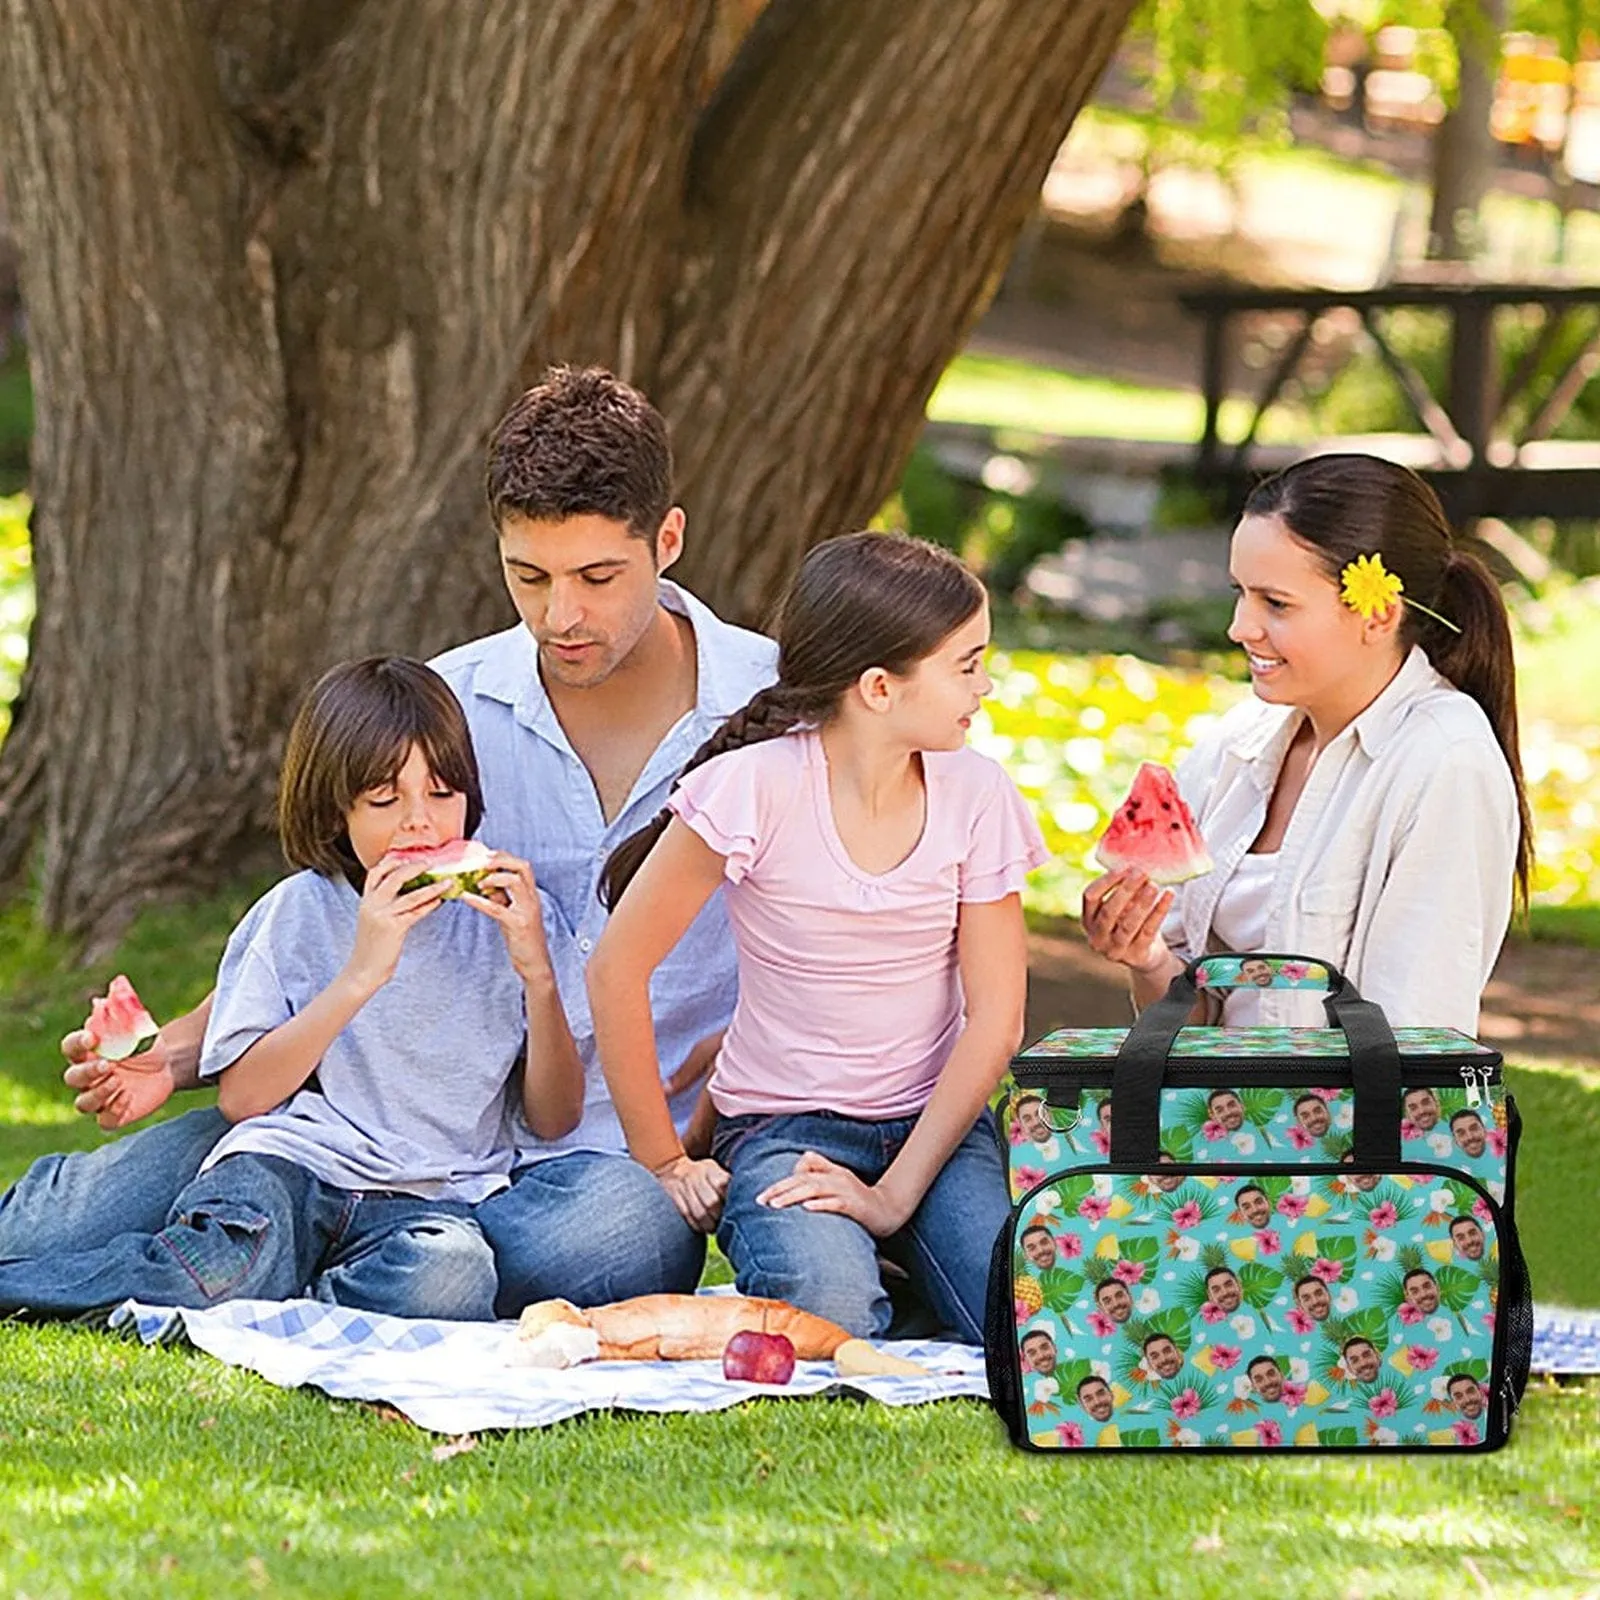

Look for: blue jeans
[0,1107,229,1258]
[0,1151,498,1321]
[475,1150,705,1317]
[710,1109,1009,1343]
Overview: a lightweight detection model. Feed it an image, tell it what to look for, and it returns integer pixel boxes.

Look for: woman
[1083,453,1530,1032]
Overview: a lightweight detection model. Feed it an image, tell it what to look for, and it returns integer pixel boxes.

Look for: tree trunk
[0,0,1135,945]
[1427,0,1507,262]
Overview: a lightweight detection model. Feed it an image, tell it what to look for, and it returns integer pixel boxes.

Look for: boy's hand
[343,855,450,994]
[61,1028,177,1130]
[461,854,551,983]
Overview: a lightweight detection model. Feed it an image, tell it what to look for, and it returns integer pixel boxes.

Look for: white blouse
[1160,647,1519,1032]
[1208,850,1278,1027]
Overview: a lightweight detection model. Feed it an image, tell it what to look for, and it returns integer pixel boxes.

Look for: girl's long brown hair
[1244,454,1532,906]
[600,532,986,908]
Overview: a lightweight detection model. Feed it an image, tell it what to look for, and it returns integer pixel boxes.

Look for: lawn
[2,888,1599,1599]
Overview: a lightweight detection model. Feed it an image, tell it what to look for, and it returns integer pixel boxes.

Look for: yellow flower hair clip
[1339,553,1460,633]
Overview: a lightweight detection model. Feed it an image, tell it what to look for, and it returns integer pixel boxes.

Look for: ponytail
[1425,548,1534,909]
[598,683,828,908]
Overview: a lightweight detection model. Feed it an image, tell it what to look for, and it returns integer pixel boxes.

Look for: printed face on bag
[1404,1088,1441,1131]
[1144,1335,1184,1380]
[1094,1280,1134,1323]
[1247,1355,1285,1402]
[1343,1338,1382,1383]
[1207,1090,1245,1131]
[1403,1269,1442,1314]
[1020,1225,1058,1271]
[1021,1330,1058,1375]
[1450,1216,1487,1260]
[1451,1111,1488,1158]
[1152,1155,1186,1191]
[1240,958,1275,987]
[1077,1376,1115,1423]
[1293,1276,1333,1321]
[1349,1170,1382,1191]
[1015,1097,1053,1145]
[1293,1095,1332,1137]
[1236,1185,1273,1228]
[1205,1268,1243,1314]
[1447,1374,1486,1420]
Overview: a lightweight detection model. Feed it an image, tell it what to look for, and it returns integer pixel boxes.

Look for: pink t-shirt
[667,729,1048,1119]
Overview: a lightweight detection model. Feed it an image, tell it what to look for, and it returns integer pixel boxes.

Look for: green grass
[1526,905,1600,948]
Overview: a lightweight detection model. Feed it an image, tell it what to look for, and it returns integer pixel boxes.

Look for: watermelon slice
[86,975,160,1062]
[1095,763,1212,884]
[394,838,496,898]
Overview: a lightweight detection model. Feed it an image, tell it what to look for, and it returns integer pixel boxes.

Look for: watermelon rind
[397,841,496,899]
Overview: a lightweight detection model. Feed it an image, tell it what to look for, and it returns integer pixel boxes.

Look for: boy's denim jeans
[710,1107,1009,1343]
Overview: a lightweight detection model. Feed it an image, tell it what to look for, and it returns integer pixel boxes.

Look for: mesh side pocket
[984,1218,1024,1442]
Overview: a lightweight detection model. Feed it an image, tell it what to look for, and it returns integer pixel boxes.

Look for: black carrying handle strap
[1109,953,1403,1170]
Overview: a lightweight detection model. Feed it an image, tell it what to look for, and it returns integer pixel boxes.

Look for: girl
[587,533,1047,1342]
[1083,453,1529,1032]
[0,657,582,1321]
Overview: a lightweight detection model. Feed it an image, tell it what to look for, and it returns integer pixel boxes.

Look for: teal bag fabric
[985,954,1533,1453]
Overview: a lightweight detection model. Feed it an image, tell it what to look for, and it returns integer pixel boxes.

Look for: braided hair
[599,532,986,907]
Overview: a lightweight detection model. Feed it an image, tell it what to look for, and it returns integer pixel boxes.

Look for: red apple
[722,1329,796,1385]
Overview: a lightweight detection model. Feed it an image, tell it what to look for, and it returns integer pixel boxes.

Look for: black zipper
[995,1155,1525,1454]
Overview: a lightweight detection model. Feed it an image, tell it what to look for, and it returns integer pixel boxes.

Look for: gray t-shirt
[198,869,533,1202]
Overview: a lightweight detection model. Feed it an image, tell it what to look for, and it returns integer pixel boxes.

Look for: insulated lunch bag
[985,953,1532,1454]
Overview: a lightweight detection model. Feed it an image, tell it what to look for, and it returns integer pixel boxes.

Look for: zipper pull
[1459,1066,1483,1108]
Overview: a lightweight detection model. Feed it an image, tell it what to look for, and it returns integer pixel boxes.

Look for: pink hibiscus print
[1170,1388,1202,1420]
[1008,1125,1027,1146]
[1473,1197,1494,1224]
[1368,1202,1399,1230]
[1256,1419,1283,1446]
[1487,1129,1507,1156]
[1091,1130,1111,1155]
[1200,1301,1228,1324]
[1406,1345,1440,1371]
[1210,1344,1242,1370]
[1483,1310,1496,1332]
[1286,1125,1315,1150]
[1280,1382,1307,1409]
[1398,1302,1425,1325]
[1310,1256,1343,1284]
[1311,1086,1340,1101]
[1059,1233,1084,1259]
[1255,1228,1282,1255]
[1112,1260,1146,1286]
[1013,1166,1046,1193]
[1368,1389,1399,1418]
[1056,1422,1085,1448]
[1171,1202,1202,1229]
[1400,1118,1422,1141]
[1453,1420,1481,1446]
[1013,1298,1034,1322]
[1286,1309,1315,1335]
[1087,1311,1117,1337]
[1078,1195,1111,1222]
[1202,1119,1228,1142]
[1278,962,1309,982]
[1277,1194,1310,1220]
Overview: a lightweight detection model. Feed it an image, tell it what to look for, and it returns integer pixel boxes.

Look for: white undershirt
[1209,850,1278,1026]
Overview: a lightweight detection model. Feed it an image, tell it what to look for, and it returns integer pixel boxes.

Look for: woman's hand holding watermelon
[1081,867,1178,973]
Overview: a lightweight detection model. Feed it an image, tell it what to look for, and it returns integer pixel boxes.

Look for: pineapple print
[1015,1275,1044,1319]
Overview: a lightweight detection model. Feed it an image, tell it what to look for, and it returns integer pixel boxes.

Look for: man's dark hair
[1205,1267,1239,1289]
[1343,1337,1376,1356]
[485,365,673,537]
[1450,1109,1486,1129]
[1237,1184,1268,1204]
[1143,1333,1177,1352]
[1445,1371,1479,1393]
[1020,1223,1051,1243]
[1403,1268,1436,1289]
[1449,1214,1480,1234]
[1207,1088,1240,1108]
[1076,1375,1110,1397]
[1246,1355,1280,1377]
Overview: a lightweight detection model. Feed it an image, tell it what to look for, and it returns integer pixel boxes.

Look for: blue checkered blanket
[104,1298,1598,1434]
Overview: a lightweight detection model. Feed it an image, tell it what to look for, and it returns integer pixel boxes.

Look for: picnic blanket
[105,1297,1600,1435]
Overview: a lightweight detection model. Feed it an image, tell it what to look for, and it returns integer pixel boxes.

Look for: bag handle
[1108,952,1402,1170]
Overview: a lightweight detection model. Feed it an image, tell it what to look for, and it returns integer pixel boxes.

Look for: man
[1450,1109,1489,1159]
[1207,1089,1245,1132]
[1239,958,1275,988]
[1292,1276,1333,1322]
[1403,1267,1442,1315]
[1446,1372,1486,1421]
[1093,1277,1134,1324]
[1013,1095,1053,1146]
[1151,1154,1186,1193]
[1292,1094,1331,1139]
[6,367,778,1317]
[1142,1332,1184,1381]
[1342,1337,1382,1383]
[1235,1183,1273,1229]
[1077,1374,1115,1423]
[1204,1266,1243,1315]
[1403,1087,1441,1132]
[1020,1223,1059,1272]
[1449,1214,1487,1261]
[1021,1328,1058,1376]
[1246,1354,1284,1402]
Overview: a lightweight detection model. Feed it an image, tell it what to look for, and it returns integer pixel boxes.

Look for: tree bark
[0,0,1135,945]
[1427,0,1507,262]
